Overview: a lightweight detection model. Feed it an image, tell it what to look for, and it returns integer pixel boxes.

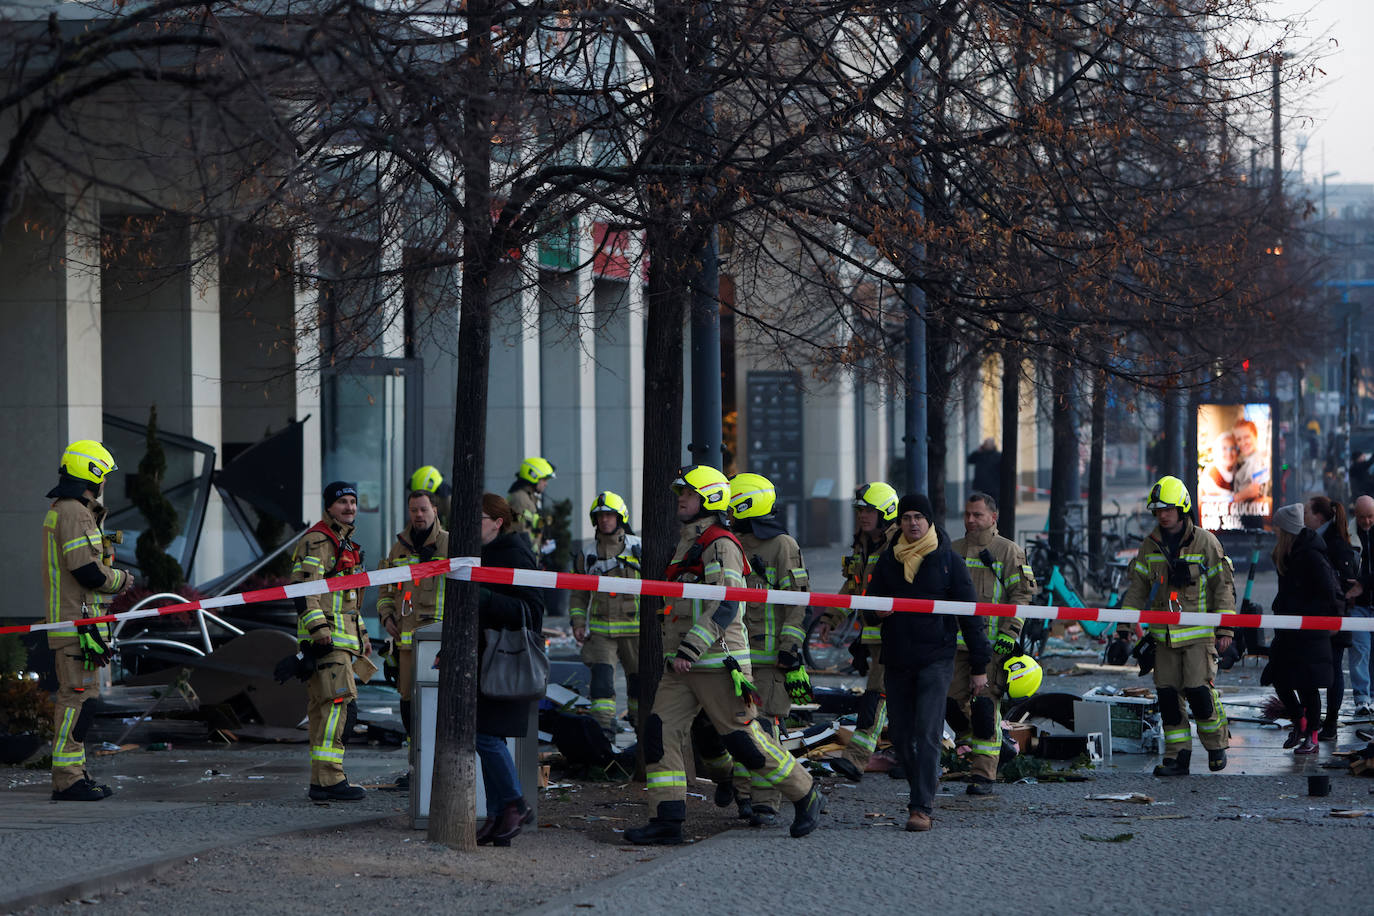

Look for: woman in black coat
[1269,504,1341,755]
[475,493,546,845]
[1305,495,1357,739]
[866,494,992,833]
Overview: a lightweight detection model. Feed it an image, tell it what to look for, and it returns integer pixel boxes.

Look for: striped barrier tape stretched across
[3,556,1373,636]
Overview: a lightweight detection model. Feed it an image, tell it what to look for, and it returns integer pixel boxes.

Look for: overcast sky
[1270,0,1374,184]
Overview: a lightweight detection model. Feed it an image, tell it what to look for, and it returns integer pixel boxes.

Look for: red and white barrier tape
[4,556,1373,636]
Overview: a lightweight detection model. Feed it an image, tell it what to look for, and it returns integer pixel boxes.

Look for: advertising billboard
[1196,403,1273,531]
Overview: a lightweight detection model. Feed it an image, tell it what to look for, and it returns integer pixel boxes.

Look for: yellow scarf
[894,525,938,583]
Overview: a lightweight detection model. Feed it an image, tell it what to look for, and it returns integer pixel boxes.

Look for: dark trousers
[885,656,956,815]
[476,732,521,811]
[1327,641,1346,726]
[1276,686,1321,729]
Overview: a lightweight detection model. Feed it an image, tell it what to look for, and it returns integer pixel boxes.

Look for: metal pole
[902,11,928,496]
[689,227,723,469]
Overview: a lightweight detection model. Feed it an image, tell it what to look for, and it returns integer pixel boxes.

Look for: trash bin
[410,622,541,830]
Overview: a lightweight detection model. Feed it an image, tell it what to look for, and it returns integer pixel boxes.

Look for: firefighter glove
[994,632,1017,656]
[784,665,813,705]
[724,656,762,706]
[78,629,111,670]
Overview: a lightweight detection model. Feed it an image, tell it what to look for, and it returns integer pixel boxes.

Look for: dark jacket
[477,530,546,737]
[866,527,992,674]
[967,449,1001,497]
[1356,524,1374,605]
[1319,521,1357,648]
[1266,529,1339,691]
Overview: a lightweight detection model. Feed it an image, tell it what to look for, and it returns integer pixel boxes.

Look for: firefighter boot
[1153,748,1192,777]
[748,805,778,827]
[828,756,864,782]
[966,775,995,796]
[1208,747,1227,772]
[625,801,686,846]
[789,785,825,838]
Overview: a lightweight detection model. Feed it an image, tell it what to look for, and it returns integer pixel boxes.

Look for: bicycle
[1023,539,1132,661]
[803,608,862,671]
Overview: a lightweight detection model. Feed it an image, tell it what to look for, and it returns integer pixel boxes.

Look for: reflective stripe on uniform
[646,770,687,789]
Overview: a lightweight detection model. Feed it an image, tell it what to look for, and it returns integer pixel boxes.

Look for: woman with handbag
[476,493,547,846]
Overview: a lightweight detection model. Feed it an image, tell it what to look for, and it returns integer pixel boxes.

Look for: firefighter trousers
[307,650,358,786]
[1154,640,1228,757]
[581,634,640,734]
[50,637,99,792]
[732,665,789,811]
[946,649,1005,782]
[840,656,887,771]
[645,668,811,816]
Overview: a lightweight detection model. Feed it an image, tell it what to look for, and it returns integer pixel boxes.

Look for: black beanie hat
[898,493,934,521]
[324,481,358,509]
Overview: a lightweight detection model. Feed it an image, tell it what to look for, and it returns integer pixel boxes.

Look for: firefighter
[409,464,452,521]
[948,491,1034,795]
[624,465,824,845]
[42,440,131,801]
[569,490,642,737]
[1118,476,1235,776]
[291,481,372,800]
[376,490,449,749]
[726,472,811,827]
[508,457,555,550]
[822,481,899,782]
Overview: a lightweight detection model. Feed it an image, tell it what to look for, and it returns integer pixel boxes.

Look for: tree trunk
[926,318,951,517]
[998,344,1020,539]
[428,0,494,850]
[1048,359,1078,556]
[1088,369,1106,570]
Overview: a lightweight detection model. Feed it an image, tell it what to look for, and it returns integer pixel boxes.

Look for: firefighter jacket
[291,517,368,655]
[737,523,809,667]
[569,530,641,638]
[662,517,749,669]
[1119,519,1235,647]
[375,523,450,648]
[508,483,543,548]
[950,527,1032,648]
[826,523,898,644]
[42,496,128,640]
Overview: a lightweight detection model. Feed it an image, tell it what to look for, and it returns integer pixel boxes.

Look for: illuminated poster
[1196,403,1272,531]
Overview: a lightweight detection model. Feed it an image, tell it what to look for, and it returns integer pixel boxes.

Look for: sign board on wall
[1196,403,1273,531]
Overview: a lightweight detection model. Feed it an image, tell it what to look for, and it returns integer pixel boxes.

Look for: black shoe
[394,772,410,790]
[52,778,111,802]
[1153,749,1191,777]
[1319,721,1339,741]
[789,786,825,838]
[736,797,754,821]
[966,777,995,796]
[1207,748,1227,772]
[713,780,735,808]
[828,757,864,782]
[887,764,907,780]
[624,818,684,845]
[748,804,778,827]
[309,780,367,801]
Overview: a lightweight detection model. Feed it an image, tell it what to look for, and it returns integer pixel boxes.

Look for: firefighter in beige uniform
[948,492,1034,794]
[42,440,131,801]
[727,473,811,826]
[570,491,642,737]
[291,481,371,801]
[822,482,899,782]
[376,489,449,739]
[508,456,555,550]
[624,465,824,845]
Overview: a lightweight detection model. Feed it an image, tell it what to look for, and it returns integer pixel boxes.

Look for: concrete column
[295,234,323,522]
[626,232,645,529]
[834,374,858,513]
[64,195,103,441]
[519,263,542,456]
[189,222,225,582]
[575,223,599,520]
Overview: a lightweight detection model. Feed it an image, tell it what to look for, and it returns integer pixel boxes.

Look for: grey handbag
[479,601,548,701]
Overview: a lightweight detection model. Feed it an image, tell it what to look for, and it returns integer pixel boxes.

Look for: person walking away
[726,472,810,826]
[967,439,1002,499]
[820,481,899,782]
[291,481,372,801]
[569,491,642,738]
[474,494,547,845]
[42,440,132,801]
[1347,495,1374,714]
[1305,495,1358,739]
[375,489,449,786]
[1266,504,1341,755]
[948,492,1034,795]
[1117,476,1236,776]
[508,457,555,551]
[624,465,823,845]
[867,493,991,832]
